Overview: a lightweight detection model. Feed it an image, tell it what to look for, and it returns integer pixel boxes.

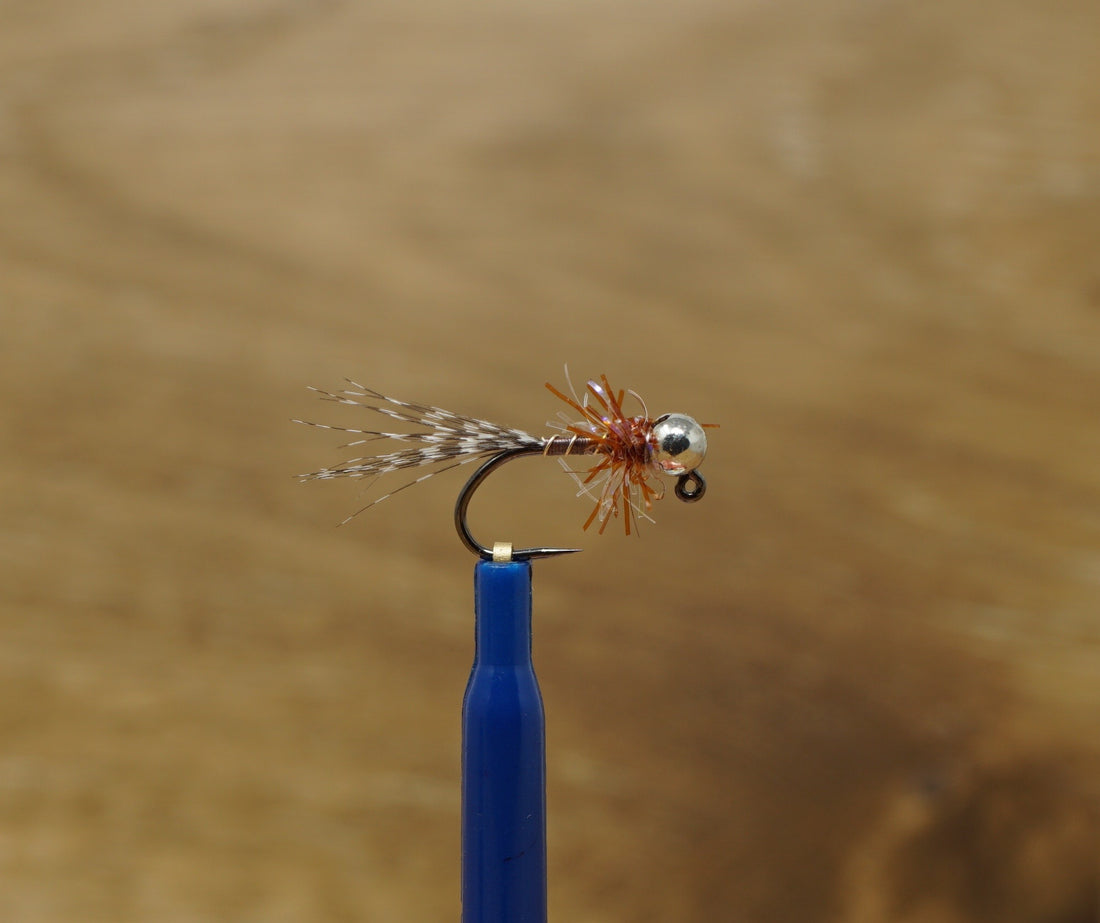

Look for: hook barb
[455,445,582,562]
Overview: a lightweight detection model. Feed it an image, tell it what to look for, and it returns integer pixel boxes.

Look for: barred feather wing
[295,381,542,522]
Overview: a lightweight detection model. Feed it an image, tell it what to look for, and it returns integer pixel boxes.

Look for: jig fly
[296,373,714,560]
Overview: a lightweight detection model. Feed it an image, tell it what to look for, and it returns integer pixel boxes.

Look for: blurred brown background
[1,1,1098,920]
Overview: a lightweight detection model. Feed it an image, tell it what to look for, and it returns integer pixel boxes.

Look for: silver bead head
[652,413,707,475]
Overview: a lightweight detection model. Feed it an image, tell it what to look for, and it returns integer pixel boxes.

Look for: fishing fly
[296,373,715,560]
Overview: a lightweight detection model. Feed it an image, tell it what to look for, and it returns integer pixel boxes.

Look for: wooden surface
[1,1,1098,920]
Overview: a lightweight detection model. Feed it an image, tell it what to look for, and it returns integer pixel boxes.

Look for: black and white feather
[295,381,542,522]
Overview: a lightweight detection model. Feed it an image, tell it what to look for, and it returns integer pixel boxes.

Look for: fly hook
[454,436,710,563]
[454,445,584,562]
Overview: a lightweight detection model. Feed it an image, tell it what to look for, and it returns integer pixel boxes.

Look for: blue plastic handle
[461,560,547,923]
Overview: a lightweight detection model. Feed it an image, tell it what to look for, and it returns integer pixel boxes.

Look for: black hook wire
[454,445,582,562]
[674,469,707,502]
[454,444,710,562]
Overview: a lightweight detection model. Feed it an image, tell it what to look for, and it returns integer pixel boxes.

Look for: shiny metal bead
[651,413,708,475]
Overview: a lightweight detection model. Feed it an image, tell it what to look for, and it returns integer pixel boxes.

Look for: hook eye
[675,470,706,502]
[455,446,582,562]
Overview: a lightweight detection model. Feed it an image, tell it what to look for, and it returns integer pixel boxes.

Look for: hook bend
[455,445,582,562]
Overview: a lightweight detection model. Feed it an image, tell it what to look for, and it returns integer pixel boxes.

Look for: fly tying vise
[295,374,716,562]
